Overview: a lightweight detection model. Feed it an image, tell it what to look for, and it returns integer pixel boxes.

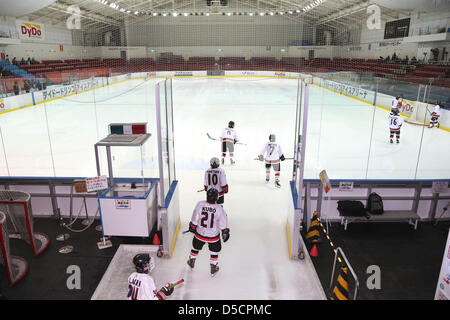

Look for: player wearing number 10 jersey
[187,188,230,275]
[204,157,228,205]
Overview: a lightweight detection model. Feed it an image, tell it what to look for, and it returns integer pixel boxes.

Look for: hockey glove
[189,222,197,233]
[258,155,264,162]
[157,283,174,299]
[234,139,237,144]
[280,155,285,161]
[222,228,230,242]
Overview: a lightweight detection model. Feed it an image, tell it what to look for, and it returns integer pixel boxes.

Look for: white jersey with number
[220,127,239,143]
[127,272,159,300]
[388,114,403,130]
[260,142,284,162]
[191,200,228,242]
[204,168,228,196]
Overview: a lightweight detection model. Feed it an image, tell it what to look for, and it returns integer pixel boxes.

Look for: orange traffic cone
[152,233,160,245]
[309,244,319,257]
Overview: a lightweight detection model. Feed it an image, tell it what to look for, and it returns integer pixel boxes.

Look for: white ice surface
[1,77,449,300]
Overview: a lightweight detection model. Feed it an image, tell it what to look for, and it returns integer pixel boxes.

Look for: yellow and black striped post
[330,266,349,300]
[305,211,322,244]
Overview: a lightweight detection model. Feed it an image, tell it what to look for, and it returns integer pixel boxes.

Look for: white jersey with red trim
[204,168,228,196]
[392,99,401,110]
[432,104,441,117]
[127,272,159,300]
[260,142,284,162]
[191,200,228,242]
[220,127,239,143]
[388,114,403,130]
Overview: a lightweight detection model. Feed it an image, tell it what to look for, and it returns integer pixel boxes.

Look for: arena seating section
[1,56,449,94]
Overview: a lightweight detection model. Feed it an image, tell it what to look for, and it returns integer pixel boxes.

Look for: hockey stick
[182,230,191,234]
[206,133,219,141]
[197,189,205,192]
[168,279,184,289]
[253,157,294,160]
[207,133,247,145]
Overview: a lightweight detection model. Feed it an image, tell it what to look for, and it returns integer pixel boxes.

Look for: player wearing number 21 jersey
[190,198,228,242]
[187,188,230,275]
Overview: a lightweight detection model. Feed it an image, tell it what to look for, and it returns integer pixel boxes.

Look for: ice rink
[1,76,449,299]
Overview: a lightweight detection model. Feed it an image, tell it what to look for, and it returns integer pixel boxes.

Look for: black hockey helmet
[133,253,155,273]
[269,134,276,142]
[228,121,235,128]
[210,157,220,169]
[206,188,219,204]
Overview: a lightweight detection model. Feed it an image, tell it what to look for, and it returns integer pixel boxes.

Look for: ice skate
[230,158,235,165]
[210,263,219,276]
[221,158,225,165]
[390,139,393,144]
[187,258,196,269]
[265,176,270,182]
[396,140,400,144]
[275,180,281,188]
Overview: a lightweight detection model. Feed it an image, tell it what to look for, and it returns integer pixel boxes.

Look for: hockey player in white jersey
[220,121,239,165]
[258,134,286,187]
[391,96,402,112]
[187,188,230,276]
[429,101,441,128]
[388,109,403,144]
[204,157,228,205]
[127,253,174,300]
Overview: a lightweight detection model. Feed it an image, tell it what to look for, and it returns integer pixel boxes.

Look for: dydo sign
[16,20,46,41]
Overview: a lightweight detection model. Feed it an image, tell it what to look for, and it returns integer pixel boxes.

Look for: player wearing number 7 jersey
[258,134,285,187]
[187,188,230,275]
[204,157,228,205]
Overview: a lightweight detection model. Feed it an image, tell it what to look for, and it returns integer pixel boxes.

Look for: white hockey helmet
[210,157,220,168]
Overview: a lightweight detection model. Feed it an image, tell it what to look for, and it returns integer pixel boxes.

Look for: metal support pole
[95,144,100,176]
[106,146,114,187]
[330,247,359,300]
[317,183,323,217]
[48,180,59,218]
[155,82,164,207]
[429,191,439,221]
[297,83,310,224]
[412,182,422,213]
[304,182,311,230]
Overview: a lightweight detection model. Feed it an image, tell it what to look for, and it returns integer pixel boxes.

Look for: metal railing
[330,247,359,300]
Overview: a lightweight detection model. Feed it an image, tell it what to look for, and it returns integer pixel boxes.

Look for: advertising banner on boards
[16,20,46,41]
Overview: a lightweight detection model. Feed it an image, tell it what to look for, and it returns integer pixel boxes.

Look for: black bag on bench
[337,200,368,217]
[367,192,384,215]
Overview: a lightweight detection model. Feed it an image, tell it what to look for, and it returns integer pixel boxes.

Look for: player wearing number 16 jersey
[204,157,228,205]
[187,188,230,275]
[388,109,403,144]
